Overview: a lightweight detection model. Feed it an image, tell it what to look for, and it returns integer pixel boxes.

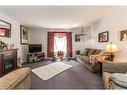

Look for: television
[29,44,42,53]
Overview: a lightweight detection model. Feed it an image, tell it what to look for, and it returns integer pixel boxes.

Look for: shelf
[27,52,45,63]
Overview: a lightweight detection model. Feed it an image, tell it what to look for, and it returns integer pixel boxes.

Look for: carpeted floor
[23,59,104,89]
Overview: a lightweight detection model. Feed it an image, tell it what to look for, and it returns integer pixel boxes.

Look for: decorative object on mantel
[0,20,11,37]
[0,41,8,50]
[98,31,109,42]
[17,57,23,67]
[120,29,127,41]
[9,43,14,49]
[105,42,119,61]
[20,25,29,44]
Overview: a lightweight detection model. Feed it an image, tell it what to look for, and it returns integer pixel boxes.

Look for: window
[54,36,67,54]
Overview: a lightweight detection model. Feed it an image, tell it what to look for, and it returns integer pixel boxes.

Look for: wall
[30,28,88,58]
[30,28,48,57]
[88,8,127,62]
[0,12,28,63]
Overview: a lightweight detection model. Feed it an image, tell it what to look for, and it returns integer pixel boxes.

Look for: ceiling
[0,6,124,29]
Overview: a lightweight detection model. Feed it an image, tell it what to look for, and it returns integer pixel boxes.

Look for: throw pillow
[85,48,90,55]
[94,50,101,54]
[87,49,96,57]
[80,50,87,56]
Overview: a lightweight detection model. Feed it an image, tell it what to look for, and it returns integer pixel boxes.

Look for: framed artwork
[120,30,127,41]
[0,20,11,37]
[20,25,29,44]
[75,34,80,42]
[98,31,109,42]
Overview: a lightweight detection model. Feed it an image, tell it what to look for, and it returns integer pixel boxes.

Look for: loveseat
[102,61,127,89]
[0,67,31,89]
[76,48,112,73]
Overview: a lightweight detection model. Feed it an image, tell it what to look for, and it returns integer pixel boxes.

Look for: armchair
[102,61,127,89]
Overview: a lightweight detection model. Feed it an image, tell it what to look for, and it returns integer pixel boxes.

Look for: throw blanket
[89,51,109,65]
[109,73,127,89]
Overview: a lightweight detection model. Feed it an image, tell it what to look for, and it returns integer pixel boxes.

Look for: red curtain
[47,32,54,57]
[47,32,72,57]
[54,32,66,38]
[66,32,72,57]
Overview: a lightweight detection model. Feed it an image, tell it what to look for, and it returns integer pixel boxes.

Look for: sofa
[76,48,112,73]
[102,61,127,89]
[0,67,31,89]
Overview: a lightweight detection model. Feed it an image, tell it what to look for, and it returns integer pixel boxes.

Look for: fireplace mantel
[0,49,18,77]
[0,49,18,52]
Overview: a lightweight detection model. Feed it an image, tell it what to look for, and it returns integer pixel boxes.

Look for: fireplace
[4,57,14,71]
[0,49,18,77]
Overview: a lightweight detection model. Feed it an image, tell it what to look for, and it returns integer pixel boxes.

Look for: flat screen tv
[29,44,42,53]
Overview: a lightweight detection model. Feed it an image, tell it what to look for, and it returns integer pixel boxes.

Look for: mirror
[0,20,11,37]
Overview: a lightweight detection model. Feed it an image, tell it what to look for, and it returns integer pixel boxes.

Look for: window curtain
[54,32,67,54]
[47,32,54,57]
[54,32,66,38]
[47,32,72,57]
[66,32,72,57]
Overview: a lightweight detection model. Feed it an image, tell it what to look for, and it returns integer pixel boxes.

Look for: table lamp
[105,42,119,61]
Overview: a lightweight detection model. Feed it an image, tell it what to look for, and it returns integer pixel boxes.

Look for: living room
[0,1,127,93]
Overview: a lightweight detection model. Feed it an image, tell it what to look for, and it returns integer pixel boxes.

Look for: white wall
[0,12,21,56]
[72,29,88,57]
[30,28,48,57]
[88,8,127,62]
[30,28,88,58]
[0,12,28,63]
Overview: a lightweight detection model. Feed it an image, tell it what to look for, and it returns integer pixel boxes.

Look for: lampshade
[105,42,119,53]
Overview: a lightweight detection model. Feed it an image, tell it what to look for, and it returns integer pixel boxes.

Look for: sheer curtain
[54,36,67,53]
[54,32,67,54]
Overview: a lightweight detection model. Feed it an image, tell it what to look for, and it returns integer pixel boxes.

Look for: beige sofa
[0,67,31,89]
[102,61,127,89]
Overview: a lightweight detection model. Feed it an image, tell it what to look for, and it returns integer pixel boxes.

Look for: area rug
[32,62,72,80]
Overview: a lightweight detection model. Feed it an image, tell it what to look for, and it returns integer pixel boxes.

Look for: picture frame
[120,29,127,41]
[0,20,11,38]
[98,31,109,42]
[20,25,29,44]
[75,34,80,42]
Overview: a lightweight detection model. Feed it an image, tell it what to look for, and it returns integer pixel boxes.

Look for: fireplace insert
[4,57,14,71]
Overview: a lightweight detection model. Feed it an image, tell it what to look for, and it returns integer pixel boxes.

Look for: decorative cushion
[94,50,101,54]
[87,49,96,57]
[79,56,90,64]
[80,50,87,56]
[110,73,127,88]
[85,48,90,56]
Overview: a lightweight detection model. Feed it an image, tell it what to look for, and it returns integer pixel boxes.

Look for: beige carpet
[32,62,72,80]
